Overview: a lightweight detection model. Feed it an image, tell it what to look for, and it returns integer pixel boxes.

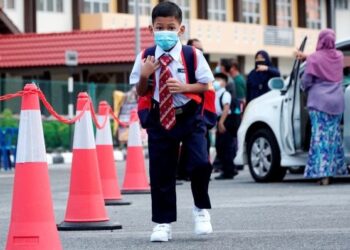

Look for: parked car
[234,37,350,182]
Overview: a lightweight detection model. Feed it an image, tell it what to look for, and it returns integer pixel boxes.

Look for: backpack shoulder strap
[142,45,157,59]
[181,45,197,84]
[219,91,225,110]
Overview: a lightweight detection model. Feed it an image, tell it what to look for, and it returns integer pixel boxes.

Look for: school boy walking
[129,1,214,242]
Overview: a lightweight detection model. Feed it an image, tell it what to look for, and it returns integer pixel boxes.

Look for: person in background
[220,58,236,99]
[220,59,246,105]
[296,29,348,185]
[187,38,203,51]
[213,73,238,180]
[246,50,280,103]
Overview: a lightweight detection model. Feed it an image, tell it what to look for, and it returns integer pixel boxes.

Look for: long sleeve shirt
[301,73,344,115]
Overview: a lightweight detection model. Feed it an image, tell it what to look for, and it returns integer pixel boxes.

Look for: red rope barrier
[0,88,130,129]
[109,107,129,127]
[0,90,37,102]
[37,90,89,124]
[89,101,109,130]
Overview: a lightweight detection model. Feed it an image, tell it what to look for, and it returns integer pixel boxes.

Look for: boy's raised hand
[166,78,186,94]
[141,56,160,78]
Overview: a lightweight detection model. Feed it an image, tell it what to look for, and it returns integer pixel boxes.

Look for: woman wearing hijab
[296,29,348,185]
[246,50,280,103]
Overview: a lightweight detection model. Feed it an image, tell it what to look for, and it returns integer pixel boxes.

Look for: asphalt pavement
[1,162,350,250]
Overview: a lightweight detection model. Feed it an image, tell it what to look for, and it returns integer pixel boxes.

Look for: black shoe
[214,174,234,180]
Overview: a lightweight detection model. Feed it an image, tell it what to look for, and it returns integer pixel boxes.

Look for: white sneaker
[193,207,213,235]
[150,223,172,242]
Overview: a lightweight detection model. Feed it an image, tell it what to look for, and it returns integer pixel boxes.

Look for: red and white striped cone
[121,109,150,194]
[57,93,121,231]
[6,83,62,250]
[96,101,131,206]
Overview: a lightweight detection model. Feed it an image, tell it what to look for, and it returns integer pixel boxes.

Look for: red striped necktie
[159,54,176,130]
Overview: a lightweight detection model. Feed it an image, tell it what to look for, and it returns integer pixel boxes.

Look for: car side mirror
[268,77,285,90]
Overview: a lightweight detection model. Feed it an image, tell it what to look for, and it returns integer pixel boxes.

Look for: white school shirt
[215,87,232,116]
[129,40,214,107]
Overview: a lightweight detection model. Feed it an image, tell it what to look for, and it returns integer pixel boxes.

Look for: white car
[234,38,350,182]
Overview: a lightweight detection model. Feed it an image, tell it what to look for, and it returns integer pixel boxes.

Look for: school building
[0,0,350,113]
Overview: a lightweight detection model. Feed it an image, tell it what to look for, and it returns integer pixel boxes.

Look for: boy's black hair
[214,73,228,83]
[152,1,182,24]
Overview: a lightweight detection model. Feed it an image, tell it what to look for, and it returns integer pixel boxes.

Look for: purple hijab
[306,29,344,82]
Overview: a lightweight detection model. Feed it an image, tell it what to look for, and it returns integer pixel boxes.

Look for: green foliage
[0,109,71,151]
[43,121,70,151]
[0,109,18,128]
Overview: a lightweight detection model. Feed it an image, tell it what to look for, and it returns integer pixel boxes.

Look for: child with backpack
[213,73,240,180]
[129,1,215,242]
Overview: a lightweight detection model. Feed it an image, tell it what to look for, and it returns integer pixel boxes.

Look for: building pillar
[72,0,84,30]
[24,0,36,32]
[297,0,306,28]
[261,0,268,25]
[267,0,276,26]
[226,0,233,22]
[197,0,208,19]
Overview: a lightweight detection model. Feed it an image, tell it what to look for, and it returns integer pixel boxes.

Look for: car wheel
[247,128,286,182]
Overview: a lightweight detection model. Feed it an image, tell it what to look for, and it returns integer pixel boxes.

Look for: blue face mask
[213,80,222,91]
[154,31,179,51]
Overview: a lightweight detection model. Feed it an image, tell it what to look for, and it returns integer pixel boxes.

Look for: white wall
[36,0,72,33]
[335,10,350,41]
[278,57,294,78]
[2,0,24,31]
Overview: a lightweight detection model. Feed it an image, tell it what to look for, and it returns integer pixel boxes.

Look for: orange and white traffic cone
[121,109,150,194]
[96,101,131,206]
[57,93,121,231]
[6,83,62,250]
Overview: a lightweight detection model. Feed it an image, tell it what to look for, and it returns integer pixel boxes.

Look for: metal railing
[0,78,131,115]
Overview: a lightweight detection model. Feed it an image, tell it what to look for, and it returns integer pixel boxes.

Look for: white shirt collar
[155,40,182,62]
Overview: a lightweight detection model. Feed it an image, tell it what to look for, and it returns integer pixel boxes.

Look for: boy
[213,73,238,180]
[129,1,214,242]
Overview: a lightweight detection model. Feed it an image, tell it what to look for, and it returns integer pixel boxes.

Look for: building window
[276,0,292,27]
[335,0,349,9]
[0,0,15,9]
[83,0,109,13]
[306,0,322,29]
[56,0,63,12]
[207,0,226,21]
[36,0,64,12]
[172,0,190,19]
[241,0,260,24]
[128,0,151,15]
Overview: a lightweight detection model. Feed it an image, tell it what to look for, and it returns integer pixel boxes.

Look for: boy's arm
[166,79,209,94]
[218,104,230,134]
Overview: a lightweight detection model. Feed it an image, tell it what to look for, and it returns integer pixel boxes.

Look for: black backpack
[219,91,241,136]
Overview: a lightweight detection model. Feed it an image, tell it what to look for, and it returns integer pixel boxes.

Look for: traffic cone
[121,109,150,194]
[96,101,131,206]
[57,93,122,231]
[6,83,62,250]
